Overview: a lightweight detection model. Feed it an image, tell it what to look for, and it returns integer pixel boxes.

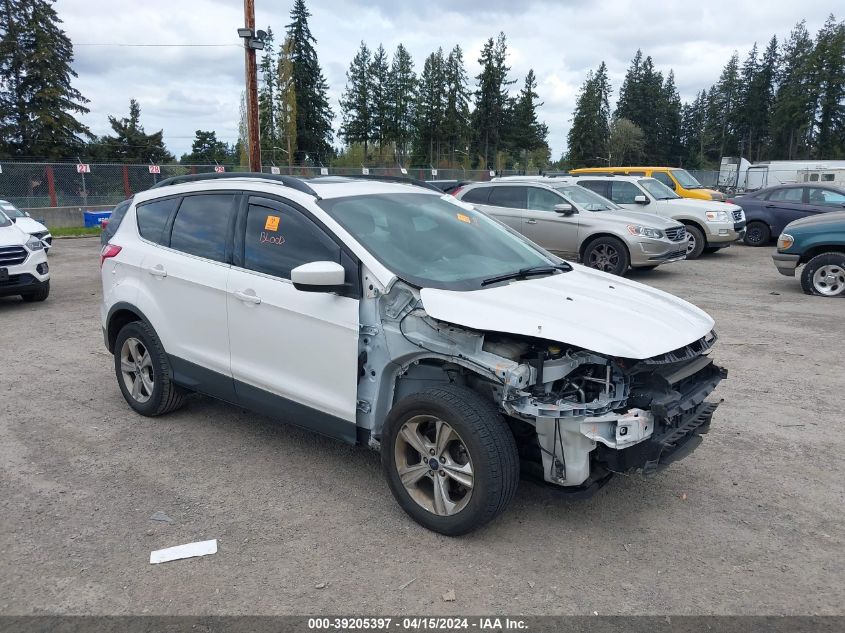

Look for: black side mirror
[554,203,576,216]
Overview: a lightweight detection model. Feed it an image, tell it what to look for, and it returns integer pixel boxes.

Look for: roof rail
[150,172,321,198]
[310,174,443,193]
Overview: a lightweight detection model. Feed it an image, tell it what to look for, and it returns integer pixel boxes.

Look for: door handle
[232,289,261,305]
[526,219,537,224]
[144,264,167,278]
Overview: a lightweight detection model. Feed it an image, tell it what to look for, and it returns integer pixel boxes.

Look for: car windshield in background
[551,184,619,211]
[319,193,555,291]
[640,178,680,200]
[0,210,12,228]
[671,169,704,189]
[1,203,25,218]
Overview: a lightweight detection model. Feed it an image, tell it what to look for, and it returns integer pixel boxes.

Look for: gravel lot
[0,237,842,616]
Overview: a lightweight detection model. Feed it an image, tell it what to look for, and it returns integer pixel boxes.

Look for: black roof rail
[150,172,321,198]
[310,174,443,193]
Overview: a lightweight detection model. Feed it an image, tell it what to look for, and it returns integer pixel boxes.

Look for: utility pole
[241,0,261,172]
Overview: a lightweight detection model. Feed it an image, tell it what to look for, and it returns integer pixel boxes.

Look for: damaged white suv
[100,174,725,535]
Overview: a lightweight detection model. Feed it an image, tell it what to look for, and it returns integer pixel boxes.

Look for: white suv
[0,209,50,302]
[100,174,725,535]
[1,200,52,252]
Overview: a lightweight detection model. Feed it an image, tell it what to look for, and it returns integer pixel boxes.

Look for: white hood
[12,216,48,235]
[0,222,30,247]
[664,198,742,213]
[420,264,714,360]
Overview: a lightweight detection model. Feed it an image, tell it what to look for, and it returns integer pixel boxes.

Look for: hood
[0,222,30,247]
[786,210,845,231]
[601,208,682,229]
[12,216,47,233]
[703,188,725,201]
[663,198,742,213]
[420,264,714,360]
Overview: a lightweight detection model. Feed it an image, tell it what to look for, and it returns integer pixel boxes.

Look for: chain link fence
[0,162,524,210]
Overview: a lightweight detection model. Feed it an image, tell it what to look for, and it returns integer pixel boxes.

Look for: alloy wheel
[119,337,154,403]
[686,233,697,255]
[394,415,474,516]
[812,265,845,296]
[588,244,620,273]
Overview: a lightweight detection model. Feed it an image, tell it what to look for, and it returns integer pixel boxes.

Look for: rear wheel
[800,253,845,297]
[113,321,188,416]
[744,221,770,246]
[22,280,49,302]
[684,225,706,259]
[583,237,629,276]
[382,385,519,536]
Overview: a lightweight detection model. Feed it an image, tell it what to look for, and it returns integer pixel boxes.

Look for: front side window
[527,187,562,211]
[488,186,527,209]
[639,178,679,200]
[551,184,618,211]
[652,172,676,189]
[169,194,236,262]
[671,169,704,189]
[136,197,179,244]
[243,199,340,279]
[767,188,803,203]
[319,193,554,291]
[807,188,845,206]
[611,181,644,204]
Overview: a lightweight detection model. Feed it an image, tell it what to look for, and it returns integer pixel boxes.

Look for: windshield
[0,210,11,228]
[671,169,704,189]
[318,192,556,290]
[639,178,680,200]
[551,184,620,211]
[0,202,25,218]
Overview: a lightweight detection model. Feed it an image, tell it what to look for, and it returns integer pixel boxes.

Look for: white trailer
[719,158,845,192]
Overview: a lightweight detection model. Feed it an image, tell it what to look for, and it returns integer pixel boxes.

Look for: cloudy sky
[55,0,834,161]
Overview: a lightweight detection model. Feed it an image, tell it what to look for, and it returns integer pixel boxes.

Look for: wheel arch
[106,302,154,354]
[578,231,632,261]
[799,244,845,264]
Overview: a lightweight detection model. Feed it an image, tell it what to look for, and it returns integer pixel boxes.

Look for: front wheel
[22,280,49,302]
[744,221,770,246]
[800,252,845,297]
[685,225,706,259]
[583,237,629,276]
[381,385,519,536]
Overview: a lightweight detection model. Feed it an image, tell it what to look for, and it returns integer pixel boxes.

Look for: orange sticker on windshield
[456,213,472,224]
[264,215,280,231]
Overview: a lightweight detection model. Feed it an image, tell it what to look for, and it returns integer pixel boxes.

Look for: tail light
[726,198,734,204]
[450,186,464,197]
[100,244,122,268]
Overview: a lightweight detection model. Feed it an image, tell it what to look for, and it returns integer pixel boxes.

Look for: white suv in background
[0,200,52,252]
[569,175,746,259]
[0,209,50,302]
[100,174,725,535]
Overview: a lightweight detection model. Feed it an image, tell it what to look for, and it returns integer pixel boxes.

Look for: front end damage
[358,279,725,493]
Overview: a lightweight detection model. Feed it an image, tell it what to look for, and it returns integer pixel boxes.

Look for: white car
[100,174,725,535]
[0,200,52,252]
[568,176,746,259]
[0,209,50,302]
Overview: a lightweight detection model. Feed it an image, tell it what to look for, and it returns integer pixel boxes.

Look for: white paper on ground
[150,539,217,564]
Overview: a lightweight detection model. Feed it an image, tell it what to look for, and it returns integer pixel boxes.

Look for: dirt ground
[0,237,842,616]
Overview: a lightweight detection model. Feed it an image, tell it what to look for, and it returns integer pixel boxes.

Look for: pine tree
[614,51,664,162]
[708,52,742,160]
[257,27,278,161]
[680,90,708,168]
[567,62,611,167]
[658,70,683,165]
[90,99,173,163]
[340,41,372,156]
[812,15,845,158]
[386,44,416,163]
[413,48,446,165]
[770,21,816,159]
[441,45,471,165]
[472,33,514,169]
[0,0,91,159]
[275,36,297,166]
[180,130,231,164]
[285,0,334,162]
[368,44,390,160]
[508,69,550,165]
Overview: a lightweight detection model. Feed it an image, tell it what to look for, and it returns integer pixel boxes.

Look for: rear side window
[610,181,642,204]
[169,194,236,262]
[652,172,676,189]
[243,199,340,279]
[461,187,491,204]
[579,180,609,198]
[136,198,178,244]
[488,186,527,209]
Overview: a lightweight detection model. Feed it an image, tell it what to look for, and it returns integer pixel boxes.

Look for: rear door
[227,194,360,441]
[479,186,527,230]
[521,186,579,257]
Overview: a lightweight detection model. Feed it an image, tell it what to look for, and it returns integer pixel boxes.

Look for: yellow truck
[568,167,726,201]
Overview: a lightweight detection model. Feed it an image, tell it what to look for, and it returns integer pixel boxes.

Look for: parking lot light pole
[239,0,262,172]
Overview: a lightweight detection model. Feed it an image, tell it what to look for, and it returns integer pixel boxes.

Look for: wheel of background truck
[22,280,50,302]
[800,252,845,297]
[684,225,706,259]
[583,236,629,275]
[113,320,188,416]
[743,221,770,247]
[381,384,519,536]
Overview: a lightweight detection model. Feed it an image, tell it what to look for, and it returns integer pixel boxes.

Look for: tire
[744,221,770,247]
[381,384,519,536]
[22,280,50,302]
[800,252,845,297]
[113,320,188,416]
[583,236,629,276]
[684,225,706,260]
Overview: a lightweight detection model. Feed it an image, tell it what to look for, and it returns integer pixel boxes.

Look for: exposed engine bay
[356,278,725,493]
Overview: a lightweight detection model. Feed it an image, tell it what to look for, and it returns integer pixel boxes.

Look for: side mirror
[634,195,649,204]
[25,211,32,217]
[554,203,576,216]
[291,261,347,293]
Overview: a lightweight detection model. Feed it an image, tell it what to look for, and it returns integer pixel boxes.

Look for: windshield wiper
[481,263,572,287]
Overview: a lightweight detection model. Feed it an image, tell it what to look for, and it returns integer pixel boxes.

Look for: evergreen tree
[441,45,471,165]
[180,130,231,164]
[706,52,742,160]
[413,48,446,165]
[658,70,683,165]
[812,15,845,158]
[472,33,514,168]
[340,41,372,155]
[614,51,664,162]
[508,69,549,163]
[770,21,816,159]
[0,0,91,159]
[567,62,611,167]
[609,118,644,165]
[368,44,391,160]
[257,27,278,161]
[90,99,173,163]
[386,44,416,163]
[680,90,708,168]
[275,36,297,166]
[285,0,334,162]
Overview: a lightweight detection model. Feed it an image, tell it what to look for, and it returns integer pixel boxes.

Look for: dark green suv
[772,211,845,297]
